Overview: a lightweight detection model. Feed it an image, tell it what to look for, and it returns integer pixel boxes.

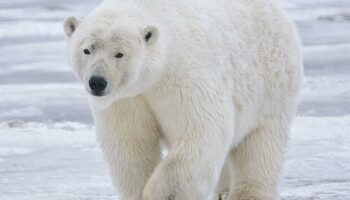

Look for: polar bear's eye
[83,49,91,55]
[115,53,124,58]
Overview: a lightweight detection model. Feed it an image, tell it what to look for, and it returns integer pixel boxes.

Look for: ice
[0,121,116,200]
[0,147,33,157]
[282,116,350,199]
[0,0,349,199]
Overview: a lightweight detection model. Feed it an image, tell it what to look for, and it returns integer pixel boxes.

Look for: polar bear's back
[99,0,303,132]
[155,0,303,136]
[153,0,302,114]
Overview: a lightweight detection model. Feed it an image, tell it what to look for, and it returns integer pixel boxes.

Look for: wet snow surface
[0,0,349,199]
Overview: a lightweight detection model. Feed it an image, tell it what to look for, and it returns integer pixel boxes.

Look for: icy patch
[318,13,350,22]
[0,120,115,199]
[2,107,44,119]
[302,75,350,101]
[0,83,90,123]
[0,120,90,131]
[282,116,350,199]
[0,147,33,157]
[0,7,69,21]
[52,121,90,131]
[0,21,63,38]
[286,7,350,22]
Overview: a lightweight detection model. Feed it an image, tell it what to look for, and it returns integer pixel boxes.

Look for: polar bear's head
[63,13,165,109]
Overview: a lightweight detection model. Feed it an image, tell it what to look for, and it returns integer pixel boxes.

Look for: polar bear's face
[63,16,164,109]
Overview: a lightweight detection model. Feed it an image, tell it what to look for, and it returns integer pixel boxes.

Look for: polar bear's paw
[210,191,230,200]
[218,192,230,200]
[229,184,275,200]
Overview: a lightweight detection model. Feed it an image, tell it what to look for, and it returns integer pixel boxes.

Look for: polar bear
[63,0,303,199]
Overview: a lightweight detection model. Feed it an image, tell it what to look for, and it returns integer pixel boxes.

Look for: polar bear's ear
[63,16,80,37]
[142,25,159,45]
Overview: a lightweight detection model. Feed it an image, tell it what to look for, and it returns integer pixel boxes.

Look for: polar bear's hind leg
[227,117,290,200]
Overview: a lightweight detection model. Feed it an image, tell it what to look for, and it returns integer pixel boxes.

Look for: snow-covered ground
[0,0,349,199]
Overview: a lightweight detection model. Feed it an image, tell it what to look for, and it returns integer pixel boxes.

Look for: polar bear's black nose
[89,76,108,95]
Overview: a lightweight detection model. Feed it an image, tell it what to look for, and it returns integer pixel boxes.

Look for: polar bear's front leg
[211,160,231,200]
[92,97,161,200]
[144,84,234,200]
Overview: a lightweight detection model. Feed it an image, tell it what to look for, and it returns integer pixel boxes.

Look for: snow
[0,0,349,199]
[0,121,116,200]
[282,116,350,199]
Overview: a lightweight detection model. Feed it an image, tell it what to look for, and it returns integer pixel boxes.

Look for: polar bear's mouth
[89,90,109,97]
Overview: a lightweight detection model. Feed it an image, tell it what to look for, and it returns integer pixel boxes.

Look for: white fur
[64,0,303,199]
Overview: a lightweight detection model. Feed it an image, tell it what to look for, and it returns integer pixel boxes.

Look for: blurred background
[0,0,349,199]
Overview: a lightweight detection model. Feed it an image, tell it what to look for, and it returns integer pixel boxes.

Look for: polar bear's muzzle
[88,75,109,97]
